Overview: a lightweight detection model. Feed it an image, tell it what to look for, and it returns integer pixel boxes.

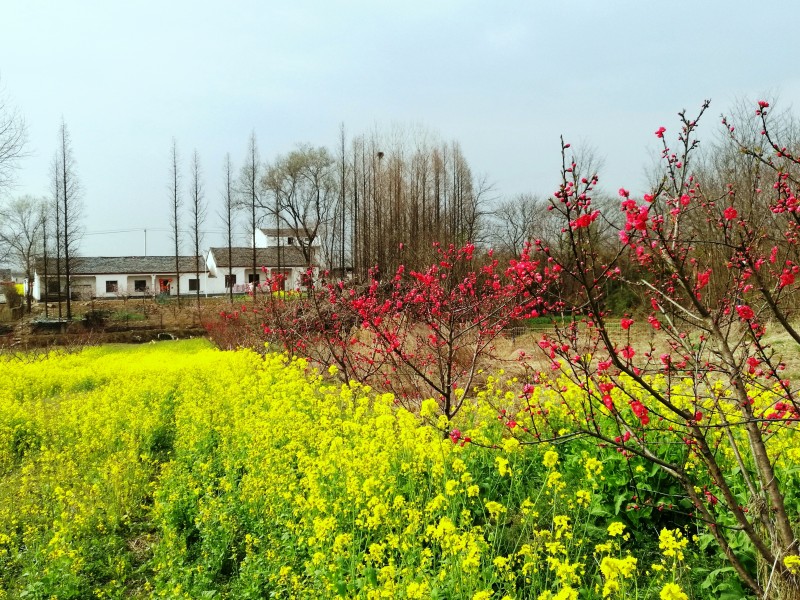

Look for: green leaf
[614,493,627,515]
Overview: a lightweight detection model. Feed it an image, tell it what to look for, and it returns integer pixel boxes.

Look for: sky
[1,0,798,257]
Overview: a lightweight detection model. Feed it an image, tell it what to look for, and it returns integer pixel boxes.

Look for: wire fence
[504,321,628,344]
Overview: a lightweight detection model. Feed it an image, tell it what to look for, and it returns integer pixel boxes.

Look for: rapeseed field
[0,341,772,598]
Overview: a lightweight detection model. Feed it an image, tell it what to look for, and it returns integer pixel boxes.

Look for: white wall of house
[72,276,95,299]
[125,275,154,296]
[32,273,64,301]
[223,267,247,293]
[96,274,125,298]
[255,230,305,248]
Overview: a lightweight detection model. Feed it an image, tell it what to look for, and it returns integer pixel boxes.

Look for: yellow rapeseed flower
[659,582,688,600]
[607,522,626,537]
[543,449,560,469]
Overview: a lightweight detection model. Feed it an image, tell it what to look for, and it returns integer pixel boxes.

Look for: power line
[82,227,234,236]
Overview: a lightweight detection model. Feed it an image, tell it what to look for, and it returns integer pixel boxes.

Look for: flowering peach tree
[342,242,551,420]
[510,101,800,599]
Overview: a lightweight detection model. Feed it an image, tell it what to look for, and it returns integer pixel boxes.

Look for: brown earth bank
[0,296,238,350]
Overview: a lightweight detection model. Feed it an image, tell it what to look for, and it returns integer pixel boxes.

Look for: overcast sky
[1,0,797,257]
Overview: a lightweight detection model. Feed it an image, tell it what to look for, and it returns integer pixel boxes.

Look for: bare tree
[263,144,337,270]
[168,138,182,305]
[489,193,546,258]
[56,119,82,321]
[0,80,27,198]
[41,198,50,318]
[49,153,62,319]
[239,131,262,298]
[188,149,206,306]
[220,153,237,303]
[0,195,44,312]
[333,123,349,277]
[345,129,487,278]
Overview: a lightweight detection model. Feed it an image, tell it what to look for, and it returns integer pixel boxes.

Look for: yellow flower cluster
[0,341,741,598]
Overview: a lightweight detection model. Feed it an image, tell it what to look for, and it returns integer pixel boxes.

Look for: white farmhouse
[205,246,311,293]
[32,256,207,300]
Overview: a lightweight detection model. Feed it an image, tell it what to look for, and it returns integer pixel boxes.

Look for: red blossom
[630,400,649,425]
[724,206,738,220]
[655,126,666,138]
[736,305,755,320]
[571,211,600,229]
[697,269,711,290]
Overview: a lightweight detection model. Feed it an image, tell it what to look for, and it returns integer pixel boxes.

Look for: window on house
[287,236,295,245]
[106,281,118,293]
[189,278,199,291]
[134,279,147,292]
[248,274,260,284]
[47,280,60,293]
[224,274,237,288]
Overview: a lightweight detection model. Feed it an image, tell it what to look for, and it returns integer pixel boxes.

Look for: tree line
[0,106,81,320]
[3,86,800,321]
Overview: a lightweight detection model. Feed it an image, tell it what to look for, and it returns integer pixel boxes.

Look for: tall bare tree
[188,149,206,306]
[263,144,337,269]
[41,199,50,318]
[220,153,237,303]
[0,79,27,198]
[0,195,44,312]
[168,139,182,305]
[48,153,62,319]
[345,129,487,278]
[334,124,349,277]
[239,132,262,298]
[56,119,82,321]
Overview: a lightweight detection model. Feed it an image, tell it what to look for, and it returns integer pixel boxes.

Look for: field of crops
[0,340,776,598]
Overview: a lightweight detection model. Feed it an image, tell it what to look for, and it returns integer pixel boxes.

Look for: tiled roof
[35,256,205,275]
[259,226,317,237]
[209,246,308,268]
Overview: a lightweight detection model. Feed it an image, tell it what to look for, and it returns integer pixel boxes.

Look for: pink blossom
[655,126,666,138]
[780,270,795,288]
[571,211,600,229]
[630,400,649,424]
[758,100,770,109]
[724,206,738,220]
[620,318,634,330]
[696,269,711,290]
[736,305,755,320]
